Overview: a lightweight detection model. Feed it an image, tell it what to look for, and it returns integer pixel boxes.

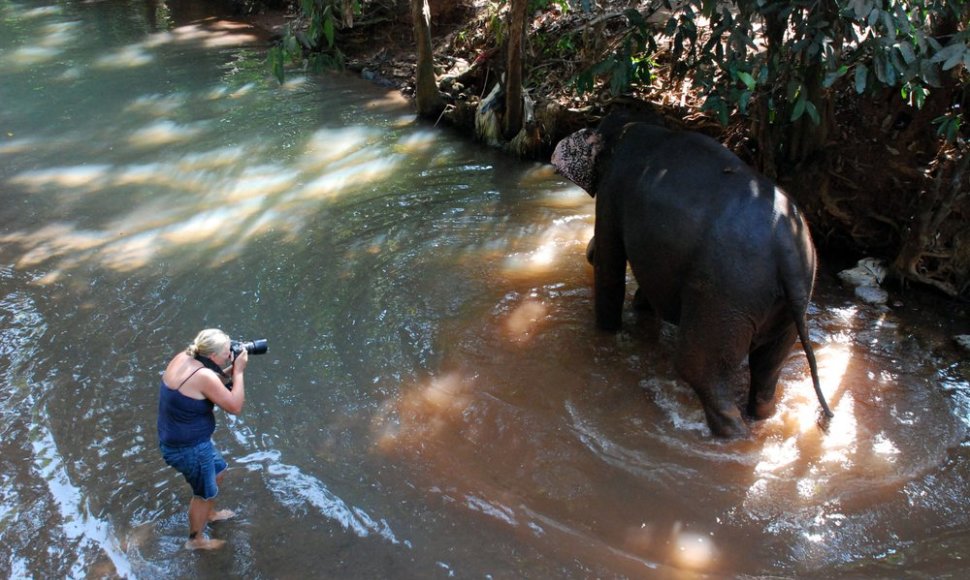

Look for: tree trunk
[503,0,528,140]
[788,62,833,164]
[411,0,444,119]
[892,145,969,297]
[754,5,786,178]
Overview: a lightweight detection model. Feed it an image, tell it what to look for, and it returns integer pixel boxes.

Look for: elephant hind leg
[747,326,798,420]
[674,304,753,438]
[691,381,747,438]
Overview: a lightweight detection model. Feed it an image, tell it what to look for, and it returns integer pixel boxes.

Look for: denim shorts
[159,440,227,500]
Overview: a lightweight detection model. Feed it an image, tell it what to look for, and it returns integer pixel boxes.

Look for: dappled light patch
[54,66,82,82]
[111,163,221,195]
[0,136,40,154]
[93,44,154,69]
[10,164,112,193]
[1,128,409,277]
[278,75,310,91]
[98,229,169,272]
[781,343,853,436]
[1,224,107,269]
[300,126,384,172]
[226,82,257,99]
[364,92,412,114]
[128,120,207,148]
[123,93,188,117]
[518,163,558,184]
[748,342,857,480]
[733,296,955,570]
[0,64,420,278]
[226,164,295,202]
[4,20,77,68]
[299,156,401,201]
[8,45,61,67]
[20,5,62,18]
[373,372,477,453]
[669,526,720,572]
[538,184,592,209]
[111,163,182,187]
[394,129,439,155]
[174,147,248,172]
[170,19,262,48]
[202,82,258,101]
[501,299,548,344]
[502,217,592,280]
[161,206,252,247]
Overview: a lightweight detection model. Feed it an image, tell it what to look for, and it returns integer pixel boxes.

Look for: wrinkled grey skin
[552,117,832,438]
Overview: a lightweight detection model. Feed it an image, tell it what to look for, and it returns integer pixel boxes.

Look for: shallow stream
[1,1,969,577]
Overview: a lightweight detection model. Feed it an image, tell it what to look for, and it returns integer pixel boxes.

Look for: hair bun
[185,329,229,358]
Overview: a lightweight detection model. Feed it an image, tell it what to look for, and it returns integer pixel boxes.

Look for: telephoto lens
[231,338,268,357]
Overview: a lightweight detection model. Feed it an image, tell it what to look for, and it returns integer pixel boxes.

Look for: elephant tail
[791,305,834,419]
[777,198,833,420]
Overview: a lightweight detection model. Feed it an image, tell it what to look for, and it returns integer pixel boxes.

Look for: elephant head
[552,104,666,195]
[551,128,604,195]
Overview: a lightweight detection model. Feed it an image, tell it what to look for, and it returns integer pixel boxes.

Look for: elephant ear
[551,128,604,196]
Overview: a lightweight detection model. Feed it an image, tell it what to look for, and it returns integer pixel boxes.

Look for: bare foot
[208,509,236,522]
[185,536,226,550]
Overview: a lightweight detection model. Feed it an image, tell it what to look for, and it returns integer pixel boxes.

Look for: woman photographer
[157,328,247,550]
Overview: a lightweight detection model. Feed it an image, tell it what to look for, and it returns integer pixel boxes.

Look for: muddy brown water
[1,1,969,577]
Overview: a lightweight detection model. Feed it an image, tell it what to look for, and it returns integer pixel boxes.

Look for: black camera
[231,338,268,357]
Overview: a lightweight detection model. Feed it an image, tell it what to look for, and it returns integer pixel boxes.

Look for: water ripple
[236,450,401,545]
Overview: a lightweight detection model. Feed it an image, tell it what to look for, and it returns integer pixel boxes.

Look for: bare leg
[185,497,226,550]
[207,471,235,522]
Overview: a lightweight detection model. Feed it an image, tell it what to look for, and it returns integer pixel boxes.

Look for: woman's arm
[200,350,248,414]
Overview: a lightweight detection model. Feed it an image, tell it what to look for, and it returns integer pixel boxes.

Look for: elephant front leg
[592,223,626,332]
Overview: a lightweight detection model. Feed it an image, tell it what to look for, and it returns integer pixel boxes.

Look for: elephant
[552,110,833,438]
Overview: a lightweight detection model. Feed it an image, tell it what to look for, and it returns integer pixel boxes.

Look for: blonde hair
[185,328,230,358]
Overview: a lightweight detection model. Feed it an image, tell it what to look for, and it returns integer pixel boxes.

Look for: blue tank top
[157,380,215,447]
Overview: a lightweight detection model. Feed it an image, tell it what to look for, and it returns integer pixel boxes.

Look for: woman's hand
[232,349,249,375]
[204,348,247,415]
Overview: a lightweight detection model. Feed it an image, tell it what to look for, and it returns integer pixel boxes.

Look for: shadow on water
[1,1,969,578]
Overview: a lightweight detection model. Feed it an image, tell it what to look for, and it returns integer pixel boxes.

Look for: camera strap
[194,354,234,390]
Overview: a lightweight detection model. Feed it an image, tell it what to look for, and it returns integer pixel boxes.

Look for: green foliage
[574,9,658,97]
[267,25,301,83]
[527,0,570,13]
[577,1,968,142]
[535,28,579,60]
[835,0,969,94]
[933,113,962,142]
[690,0,966,137]
[268,0,360,83]
[488,0,507,46]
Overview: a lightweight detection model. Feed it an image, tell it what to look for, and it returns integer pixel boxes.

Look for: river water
[2,1,969,578]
